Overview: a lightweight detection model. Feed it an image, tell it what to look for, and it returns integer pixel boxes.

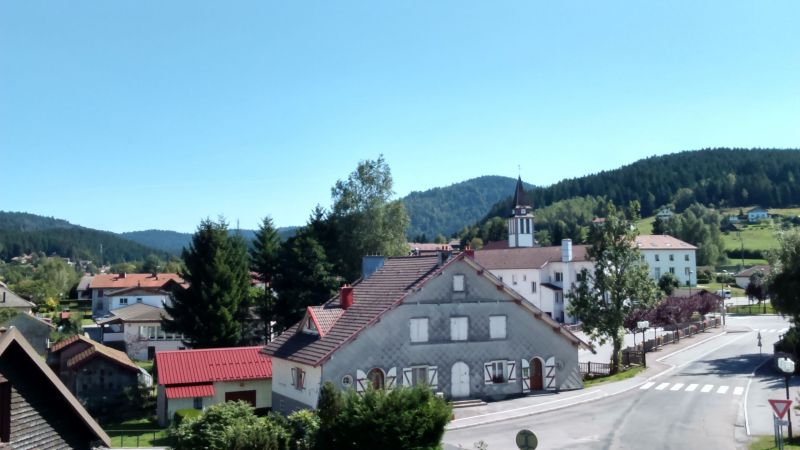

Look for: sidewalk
[447,324,728,430]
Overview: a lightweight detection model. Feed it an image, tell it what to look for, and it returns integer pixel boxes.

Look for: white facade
[103,321,184,360]
[109,293,170,311]
[157,379,272,425]
[270,357,322,411]
[639,248,697,286]
[747,209,769,222]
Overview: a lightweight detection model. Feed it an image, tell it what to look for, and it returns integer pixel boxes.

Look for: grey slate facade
[266,253,585,414]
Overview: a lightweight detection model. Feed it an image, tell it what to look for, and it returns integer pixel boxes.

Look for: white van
[716,289,732,299]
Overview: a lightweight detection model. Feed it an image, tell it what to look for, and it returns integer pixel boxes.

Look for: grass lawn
[583,366,646,388]
[750,435,800,449]
[136,359,154,374]
[636,216,655,235]
[697,282,745,297]
[103,418,171,448]
[721,223,781,252]
[727,303,776,315]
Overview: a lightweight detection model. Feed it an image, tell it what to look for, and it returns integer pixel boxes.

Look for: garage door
[225,390,256,406]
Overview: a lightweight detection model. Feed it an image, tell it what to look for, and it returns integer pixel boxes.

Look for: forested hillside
[120,227,298,254]
[485,148,800,220]
[402,175,534,240]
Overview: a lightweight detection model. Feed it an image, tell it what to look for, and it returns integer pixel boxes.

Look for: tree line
[164,156,410,348]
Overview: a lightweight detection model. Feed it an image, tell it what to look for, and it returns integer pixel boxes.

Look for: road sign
[770,399,793,419]
[515,429,538,450]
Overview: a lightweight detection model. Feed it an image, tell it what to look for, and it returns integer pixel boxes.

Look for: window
[136,297,143,303]
[489,361,506,383]
[303,317,319,335]
[554,272,563,282]
[555,292,563,304]
[655,267,661,278]
[367,368,385,390]
[450,317,468,341]
[410,318,429,343]
[489,315,507,339]
[669,254,674,261]
[193,397,203,409]
[685,267,691,276]
[511,274,517,285]
[669,267,675,274]
[531,282,537,293]
[119,298,128,305]
[655,255,660,262]
[342,375,353,388]
[291,367,306,390]
[411,367,429,386]
[452,275,465,292]
[684,254,690,261]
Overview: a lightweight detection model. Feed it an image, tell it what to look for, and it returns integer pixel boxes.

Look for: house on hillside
[734,265,771,289]
[97,303,186,360]
[635,235,698,286]
[0,327,111,449]
[155,347,272,426]
[656,208,674,220]
[88,272,186,317]
[47,334,146,414]
[0,284,35,315]
[263,252,587,415]
[0,313,54,355]
[747,207,770,222]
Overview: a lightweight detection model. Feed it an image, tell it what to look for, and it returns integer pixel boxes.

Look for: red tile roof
[408,243,452,252]
[307,304,346,336]
[165,383,215,399]
[474,245,590,270]
[90,273,186,290]
[635,235,697,250]
[156,347,271,386]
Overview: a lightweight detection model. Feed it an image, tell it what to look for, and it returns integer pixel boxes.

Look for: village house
[734,265,771,289]
[635,234,698,286]
[88,272,185,317]
[0,327,111,449]
[47,334,146,415]
[0,313,54,355]
[263,251,587,415]
[97,303,186,360]
[747,207,770,222]
[0,283,35,315]
[155,347,272,426]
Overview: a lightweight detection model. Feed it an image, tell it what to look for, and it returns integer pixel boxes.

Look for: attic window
[453,275,465,292]
[303,317,319,335]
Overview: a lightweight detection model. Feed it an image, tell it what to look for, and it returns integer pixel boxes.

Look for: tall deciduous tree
[163,218,250,348]
[250,216,281,342]
[329,155,410,280]
[745,271,768,314]
[768,230,800,323]
[567,203,659,374]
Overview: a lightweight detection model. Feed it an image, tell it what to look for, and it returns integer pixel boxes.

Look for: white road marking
[640,382,655,390]
[701,384,714,393]
[717,386,729,394]
[655,383,670,391]
[733,387,744,396]
[685,384,698,392]
[781,328,789,333]
[670,383,685,391]
[769,329,777,333]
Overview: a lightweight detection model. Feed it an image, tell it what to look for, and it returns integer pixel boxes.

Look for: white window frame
[531,282,537,293]
[554,272,563,282]
[291,367,306,390]
[489,315,507,340]
[669,267,675,274]
[450,317,468,341]
[410,318,429,343]
[452,275,465,292]
[119,297,128,305]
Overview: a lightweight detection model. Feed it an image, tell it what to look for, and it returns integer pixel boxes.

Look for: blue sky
[2,1,798,232]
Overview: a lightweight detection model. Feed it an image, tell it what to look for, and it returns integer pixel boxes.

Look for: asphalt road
[444,315,791,450]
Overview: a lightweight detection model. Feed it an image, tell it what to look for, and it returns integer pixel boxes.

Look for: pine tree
[163,218,250,348]
[250,216,281,342]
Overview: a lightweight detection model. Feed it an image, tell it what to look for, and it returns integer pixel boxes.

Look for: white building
[89,273,185,317]
[747,207,770,222]
[97,303,186,360]
[634,235,697,286]
[107,286,172,310]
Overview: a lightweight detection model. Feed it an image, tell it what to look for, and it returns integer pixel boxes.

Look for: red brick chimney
[464,245,475,259]
[340,284,354,310]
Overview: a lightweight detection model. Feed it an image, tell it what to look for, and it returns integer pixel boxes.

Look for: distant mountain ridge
[120,227,298,254]
[401,175,534,240]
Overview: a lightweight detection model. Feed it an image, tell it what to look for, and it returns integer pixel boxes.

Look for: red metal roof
[165,383,215,399]
[156,347,271,386]
[89,273,186,290]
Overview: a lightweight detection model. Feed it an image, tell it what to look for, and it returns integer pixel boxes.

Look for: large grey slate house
[263,252,587,414]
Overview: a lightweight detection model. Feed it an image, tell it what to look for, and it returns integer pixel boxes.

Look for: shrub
[287,410,319,450]
[172,401,291,450]
[173,409,202,426]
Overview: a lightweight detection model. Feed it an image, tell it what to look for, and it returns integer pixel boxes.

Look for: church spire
[512,176,528,208]
[508,176,535,248]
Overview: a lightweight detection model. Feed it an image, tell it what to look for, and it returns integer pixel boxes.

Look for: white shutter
[291,368,297,386]
[428,366,438,388]
[386,367,397,390]
[521,359,530,393]
[484,362,493,384]
[299,370,306,389]
[403,368,413,386]
[506,360,516,383]
[356,369,367,393]
[545,357,556,391]
[420,318,428,342]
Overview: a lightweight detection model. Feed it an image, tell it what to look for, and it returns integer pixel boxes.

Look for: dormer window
[303,317,319,335]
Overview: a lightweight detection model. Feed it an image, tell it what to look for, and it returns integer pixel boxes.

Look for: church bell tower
[508,176,534,248]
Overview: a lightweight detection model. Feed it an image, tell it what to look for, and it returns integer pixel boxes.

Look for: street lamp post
[637,321,649,368]
[778,357,795,441]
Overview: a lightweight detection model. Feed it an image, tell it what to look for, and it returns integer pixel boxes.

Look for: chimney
[120,272,127,279]
[561,239,573,262]
[339,284,354,310]
[2,291,5,303]
[362,256,386,281]
[437,250,452,267]
[463,246,475,259]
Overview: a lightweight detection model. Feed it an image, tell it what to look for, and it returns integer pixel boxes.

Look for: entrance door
[531,358,544,390]
[451,362,470,398]
[225,390,257,407]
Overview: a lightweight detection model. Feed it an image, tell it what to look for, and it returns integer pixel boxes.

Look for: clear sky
[2,1,799,233]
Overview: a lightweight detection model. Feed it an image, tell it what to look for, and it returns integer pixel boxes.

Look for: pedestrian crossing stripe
[716,386,729,394]
[670,383,684,391]
[701,384,714,393]
[685,384,698,392]
[655,383,669,391]
[640,382,655,390]
[733,387,744,396]
[638,381,744,396]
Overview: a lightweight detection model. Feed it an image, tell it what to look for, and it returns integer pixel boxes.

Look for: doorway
[531,358,544,390]
[451,362,470,398]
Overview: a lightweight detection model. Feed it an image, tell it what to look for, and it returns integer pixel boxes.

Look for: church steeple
[508,176,535,248]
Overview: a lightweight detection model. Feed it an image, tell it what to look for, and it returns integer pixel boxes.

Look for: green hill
[402,175,534,240]
[120,227,298,254]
